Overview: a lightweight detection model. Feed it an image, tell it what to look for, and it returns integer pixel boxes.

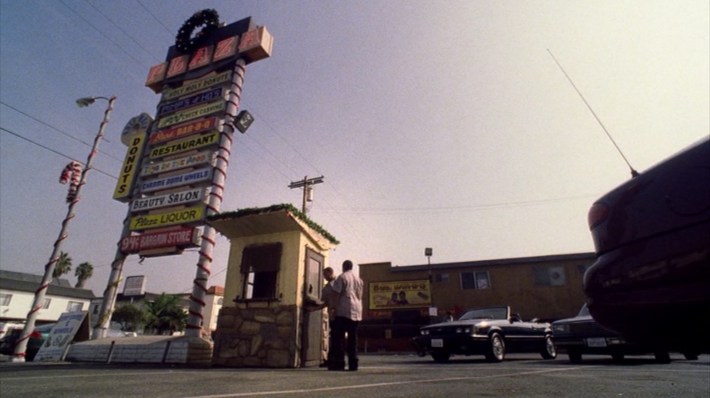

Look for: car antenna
[547,49,639,178]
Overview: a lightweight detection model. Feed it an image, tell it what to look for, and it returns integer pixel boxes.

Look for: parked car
[552,304,678,363]
[0,323,55,361]
[413,306,556,362]
[584,138,710,356]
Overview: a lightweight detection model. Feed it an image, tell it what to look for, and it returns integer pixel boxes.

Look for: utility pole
[288,175,324,214]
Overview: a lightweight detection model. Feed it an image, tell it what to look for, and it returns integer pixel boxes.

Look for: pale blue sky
[1,0,708,296]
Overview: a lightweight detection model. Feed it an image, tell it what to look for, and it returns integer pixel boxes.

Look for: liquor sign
[140,167,212,194]
[129,203,205,231]
[141,150,215,176]
[130,188,206,212]
[120,227,201,254]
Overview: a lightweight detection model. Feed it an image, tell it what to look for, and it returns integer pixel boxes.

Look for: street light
[12,96,116,362]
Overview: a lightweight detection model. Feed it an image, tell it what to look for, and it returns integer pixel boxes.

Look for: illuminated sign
[113,131,147,203]
[161,71,231,101]
[369,280,431,310]
[129,204,205,231]
[141,150,215,176]
[149,117,217,145]
[156,87,225,118]
[130,188,206,212]
[120,227,201,253]
[140,167,212,194]
[149,130,220,159]
[156,100,226,129]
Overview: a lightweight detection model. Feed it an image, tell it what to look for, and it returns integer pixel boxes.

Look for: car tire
[485,332,505,362]
[431,350,450,363]
[654,351,671,364]
[568,349,582,363]
[540,335,557,359]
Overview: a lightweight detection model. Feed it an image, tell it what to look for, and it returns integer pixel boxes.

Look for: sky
[1,0,708,298]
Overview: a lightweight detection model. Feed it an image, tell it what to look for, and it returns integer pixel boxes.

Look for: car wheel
[485,333,505,362]
[654,351,671,364]
[568,349,582,363]
[540,335,557,359]
[431,350,450,363]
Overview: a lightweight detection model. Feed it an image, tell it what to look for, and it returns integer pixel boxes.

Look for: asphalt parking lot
[0,353,708,398]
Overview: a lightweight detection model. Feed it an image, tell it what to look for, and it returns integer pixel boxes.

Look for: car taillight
[588,202,609,229]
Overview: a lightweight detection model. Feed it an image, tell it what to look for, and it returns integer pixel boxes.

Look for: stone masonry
[213,303,300,368]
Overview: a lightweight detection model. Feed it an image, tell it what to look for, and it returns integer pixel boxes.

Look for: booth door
[301,248,324,367]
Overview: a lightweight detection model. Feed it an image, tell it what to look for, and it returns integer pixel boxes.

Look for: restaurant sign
[149,130,220,159]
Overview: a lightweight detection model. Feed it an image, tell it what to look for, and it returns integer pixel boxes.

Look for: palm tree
[52,251,72,278]
[111,304,147,332]
[144,294,188,335]
[74,262,94,288]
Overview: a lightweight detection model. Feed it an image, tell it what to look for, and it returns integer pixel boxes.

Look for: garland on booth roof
[175,9,220,54]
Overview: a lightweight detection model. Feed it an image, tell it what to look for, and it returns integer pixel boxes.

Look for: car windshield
[459,307,508,321]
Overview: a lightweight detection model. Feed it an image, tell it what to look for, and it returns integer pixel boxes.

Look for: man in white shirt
[329,260,363,371]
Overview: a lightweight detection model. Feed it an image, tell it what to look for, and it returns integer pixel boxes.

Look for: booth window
[240,243,282,300]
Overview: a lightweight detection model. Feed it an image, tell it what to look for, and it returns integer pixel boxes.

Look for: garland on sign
[59,161,83,203]
[175,9,220,54]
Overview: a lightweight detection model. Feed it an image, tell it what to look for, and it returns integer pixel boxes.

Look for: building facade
[357,252,595,352]
[0,270,96,325]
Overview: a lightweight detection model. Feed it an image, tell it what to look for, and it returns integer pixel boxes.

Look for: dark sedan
[0,323,55,361]
[413,306,556,362]
[552,304,677,363]
[584,138,710,356]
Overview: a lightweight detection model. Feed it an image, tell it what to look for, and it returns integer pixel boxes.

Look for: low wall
[65,336,213,365]
[212,303,300,368]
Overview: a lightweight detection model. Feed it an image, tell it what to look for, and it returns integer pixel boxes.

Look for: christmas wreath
[175,9,220,54]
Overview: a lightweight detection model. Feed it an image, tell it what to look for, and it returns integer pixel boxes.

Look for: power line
[0,101,124,163]
[0,127,118,180]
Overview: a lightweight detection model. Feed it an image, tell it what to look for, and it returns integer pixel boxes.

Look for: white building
[0,270,96,324]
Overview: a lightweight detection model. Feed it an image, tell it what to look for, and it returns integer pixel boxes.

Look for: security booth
[207,204,338,368]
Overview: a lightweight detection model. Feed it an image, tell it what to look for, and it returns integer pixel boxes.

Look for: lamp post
[12,96,116,362]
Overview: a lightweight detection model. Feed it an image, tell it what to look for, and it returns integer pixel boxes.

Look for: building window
[461,271,491,290]
[0,293,12,306]
[533,266,567,286]
[240,243,282,300]
[434,273,449,283]
[42,298,51,309]
[66,301,83,312]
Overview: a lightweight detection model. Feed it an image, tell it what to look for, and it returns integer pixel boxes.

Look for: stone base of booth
[65,336,213,365]
[213,304,300,368]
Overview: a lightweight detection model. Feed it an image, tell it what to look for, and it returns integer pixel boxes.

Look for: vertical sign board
[113,114,152,202]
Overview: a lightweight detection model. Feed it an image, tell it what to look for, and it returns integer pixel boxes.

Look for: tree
[144,294,188,335]
[53,251,72,278]
[74,262,94,288]
[111,304,146,332]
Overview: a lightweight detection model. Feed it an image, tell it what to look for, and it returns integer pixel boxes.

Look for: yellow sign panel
[369,280,431,310]
[129,204,205,231]
[113,131,147,202]
[149,130,220,159]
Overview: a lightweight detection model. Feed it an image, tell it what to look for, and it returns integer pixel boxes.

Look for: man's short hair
[323,267,333,275]
[342,260,353,271]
